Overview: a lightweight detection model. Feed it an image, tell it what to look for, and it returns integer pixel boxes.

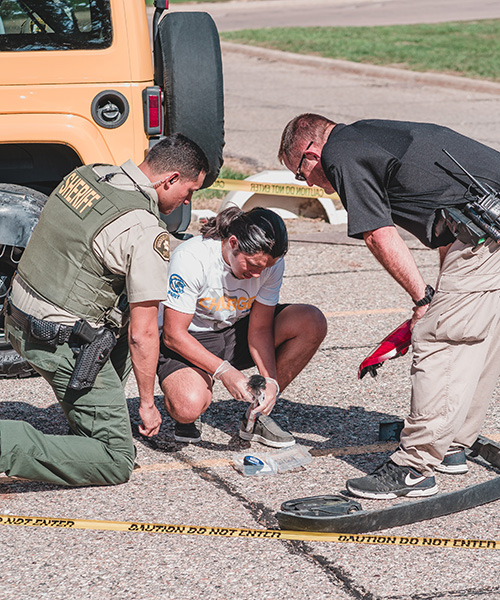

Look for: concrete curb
[221,41,500,96]
[287,227,426,248]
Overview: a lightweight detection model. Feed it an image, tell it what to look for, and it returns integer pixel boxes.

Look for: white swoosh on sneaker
[405,472,426,486]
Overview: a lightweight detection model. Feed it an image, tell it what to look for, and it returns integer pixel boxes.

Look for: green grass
[221,20,500,81]
[192,166,247,212]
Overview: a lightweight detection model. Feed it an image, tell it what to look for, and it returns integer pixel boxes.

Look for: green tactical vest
[18,164,165,326]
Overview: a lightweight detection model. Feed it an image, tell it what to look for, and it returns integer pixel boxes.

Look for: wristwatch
[413,284,435,307]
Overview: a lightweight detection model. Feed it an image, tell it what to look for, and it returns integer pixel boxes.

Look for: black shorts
[157,304,288,385]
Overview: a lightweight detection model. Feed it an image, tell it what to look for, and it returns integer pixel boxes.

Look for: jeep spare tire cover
[0,184,47,379]
[157,11,225,188]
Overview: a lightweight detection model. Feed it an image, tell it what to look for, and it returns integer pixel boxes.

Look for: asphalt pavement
[169,0,500,30]
[2,2,500,599]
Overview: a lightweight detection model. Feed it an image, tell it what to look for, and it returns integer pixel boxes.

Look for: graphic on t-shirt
[168,274,187,299]
[164,236,284,332]
[198,291,256,314]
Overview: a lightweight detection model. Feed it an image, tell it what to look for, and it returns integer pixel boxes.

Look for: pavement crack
[282,538,378,600]
[177,453,379,600]
[285,268,378,278]
[385,586,500,599]
[174,451,278,523]
[320,344,372,352]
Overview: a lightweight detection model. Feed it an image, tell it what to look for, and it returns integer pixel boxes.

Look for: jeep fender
[0,184,47,379]
[0,185,46,248]
[0,113,115,164]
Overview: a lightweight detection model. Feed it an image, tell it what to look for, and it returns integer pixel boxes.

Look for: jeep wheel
[0,184,47,379]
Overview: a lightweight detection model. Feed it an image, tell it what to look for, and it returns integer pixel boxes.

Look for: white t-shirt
[161,236,284,332]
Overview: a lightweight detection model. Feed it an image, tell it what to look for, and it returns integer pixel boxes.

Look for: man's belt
[6,300,118,389]
[6,300,75,346]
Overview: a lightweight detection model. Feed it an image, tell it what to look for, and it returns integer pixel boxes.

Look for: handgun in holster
[68,321,117,390]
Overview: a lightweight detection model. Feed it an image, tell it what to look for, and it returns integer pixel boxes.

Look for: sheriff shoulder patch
[153,232,170,260]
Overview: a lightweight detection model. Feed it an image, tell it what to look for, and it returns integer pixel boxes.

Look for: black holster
[68,325,117,390]
[6,300,117,390]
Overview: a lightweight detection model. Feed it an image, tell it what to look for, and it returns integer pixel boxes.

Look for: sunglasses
[295,141,313,181]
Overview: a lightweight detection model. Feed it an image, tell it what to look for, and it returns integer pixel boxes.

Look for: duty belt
[6,300,76,346]
[6,299,118,390]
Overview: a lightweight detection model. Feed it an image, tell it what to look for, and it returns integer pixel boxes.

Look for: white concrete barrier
[218,170,347,224]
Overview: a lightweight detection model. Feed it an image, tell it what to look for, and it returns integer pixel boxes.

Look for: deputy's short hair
[145,133,209,180]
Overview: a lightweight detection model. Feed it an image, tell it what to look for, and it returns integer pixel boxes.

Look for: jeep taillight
[142,87,163,136]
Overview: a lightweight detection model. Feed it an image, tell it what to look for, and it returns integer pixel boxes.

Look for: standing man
[1,133,208,487]
[279,113,500,499]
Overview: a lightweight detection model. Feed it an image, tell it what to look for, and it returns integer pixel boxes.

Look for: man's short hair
[278,113,335,164]
[145,133,209,180]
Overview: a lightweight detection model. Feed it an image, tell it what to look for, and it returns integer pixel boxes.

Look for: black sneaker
[239,414,295,448]
[174,420,201,443]
[435,448,468,474]
[346,459,438,499]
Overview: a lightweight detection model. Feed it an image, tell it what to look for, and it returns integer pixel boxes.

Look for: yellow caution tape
[209,178,340,201]
[0,514,497,549]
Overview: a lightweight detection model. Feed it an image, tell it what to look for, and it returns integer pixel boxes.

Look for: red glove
[358,319,412,379]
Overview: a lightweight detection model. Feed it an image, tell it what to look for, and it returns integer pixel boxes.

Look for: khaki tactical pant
[0,317,135,486]
[392,238,500,476]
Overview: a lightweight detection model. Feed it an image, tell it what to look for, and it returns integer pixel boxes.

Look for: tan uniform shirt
[11,160,169,325]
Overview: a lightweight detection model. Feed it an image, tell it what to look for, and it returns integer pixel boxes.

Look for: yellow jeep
[0,0,224,376]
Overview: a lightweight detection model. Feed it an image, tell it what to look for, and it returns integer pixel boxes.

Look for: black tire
[0,183,47,379]
[156,11,225,189]
[0,347,39,379]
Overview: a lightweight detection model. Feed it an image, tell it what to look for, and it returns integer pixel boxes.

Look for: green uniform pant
[0,316,135,486]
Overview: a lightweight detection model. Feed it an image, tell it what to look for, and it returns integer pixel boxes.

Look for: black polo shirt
[321,119,500,248]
